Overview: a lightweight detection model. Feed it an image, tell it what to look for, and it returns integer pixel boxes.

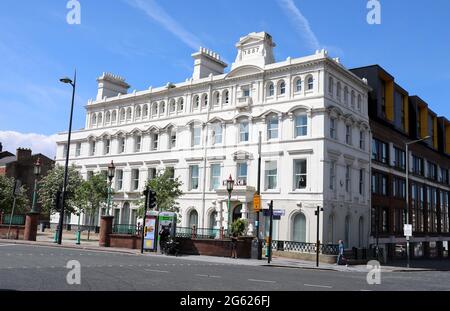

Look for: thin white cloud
[0,131,58,159]
[125,0,203,50]
[277,0,321,51]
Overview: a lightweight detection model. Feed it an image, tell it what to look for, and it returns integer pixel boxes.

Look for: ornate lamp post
[106,161,115,216]
[31,158,41,213]
[226,175,234,233]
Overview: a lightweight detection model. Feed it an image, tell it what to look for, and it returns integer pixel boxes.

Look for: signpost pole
[268,200,273,264]
[256,131,262,260]
[7,180,21,240]
[6,196,17,240]
[141,186,149,254]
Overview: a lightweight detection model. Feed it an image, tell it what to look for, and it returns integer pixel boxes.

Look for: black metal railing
[175,227,229,239]
[262,240,339,255]
[112,224,139,235]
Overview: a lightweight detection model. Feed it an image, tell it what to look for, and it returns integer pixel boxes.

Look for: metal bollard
[76,230,81,245]
[53,229,58,243]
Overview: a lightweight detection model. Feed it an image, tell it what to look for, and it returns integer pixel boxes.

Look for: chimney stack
[16,148,32,162]
[191,47,228,80]
[96,72,130,101]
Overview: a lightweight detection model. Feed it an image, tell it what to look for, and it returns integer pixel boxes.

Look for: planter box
[272,250,338,264]
[109,234,142,249]
[178,237,253,258]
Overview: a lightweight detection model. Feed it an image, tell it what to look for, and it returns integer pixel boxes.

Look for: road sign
[273,209,285,217]
[404,224,412,237]
[253,194,261,212]
[13,180,22,196]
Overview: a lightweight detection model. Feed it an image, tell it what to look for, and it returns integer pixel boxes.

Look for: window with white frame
[293,159,307,190]
[152,133,159,150]
[330,118,337,139]
[357,95,362,111]
[359,130,365,150]
[328,77,334,95]
[267,82,274,97]
[239,121,249,142]
[105,112,111,124]
[192,126,201,146]
[177,98,184,112]
[345,165,352,192]
[242,87,250,97]
[166,167,175,180]
[190,165,199,190]
[223,90,229,105]
[118,137,125,154]
[237,163,248,185]
[307,76,314,90]
[104,139,111,155]
[120,109,126,122]
[344,87,349,105]
[90,141,96,156]
[132,169,140,191]
[116,169,123,190]
[151,103,158,116]
[210,164,221,190]
[112,111,117,123]
[75,143,81,157]
[336,82,341,101]
[202,94,208,108]
[212,123,222,145]
[135,106,141,118]
[143,105,149,117]
[169,129,177,149]
[214,92,220,106]
[148,168,157,180]
[295,113,308,137]
[330,161,336,190]
[134,135,142,152]
[126,108,132,121]
[193,96,200,110]
[346,124,352,145]
[359,169,365,196]
[295,78,302,93]
[159,102,165,115]
[169,100,176,113]
[279,81,286,95]
[267,115,279,140]
[265,161,278,190]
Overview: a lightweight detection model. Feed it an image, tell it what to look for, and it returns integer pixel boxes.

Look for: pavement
[1,242,450,291]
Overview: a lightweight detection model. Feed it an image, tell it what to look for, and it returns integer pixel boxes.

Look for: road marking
[360,289,373,291]
[145,269,169,273]
[196,274,222,278]
[0,244,18,247]
[248,279,276,284]
[304,284,333,289]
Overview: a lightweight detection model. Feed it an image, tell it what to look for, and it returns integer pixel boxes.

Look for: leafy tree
[137,168,183,218]
[0,175,30,216]
[37,165,84,215]
[76,172,110,240]
[231,219,248,237]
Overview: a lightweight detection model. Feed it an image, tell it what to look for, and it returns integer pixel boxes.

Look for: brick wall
[0,225,25,240]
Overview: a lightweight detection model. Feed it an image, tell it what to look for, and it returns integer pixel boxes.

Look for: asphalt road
[1,244,449,291]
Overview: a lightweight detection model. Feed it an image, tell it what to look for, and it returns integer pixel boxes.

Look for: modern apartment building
[351,65,450,259]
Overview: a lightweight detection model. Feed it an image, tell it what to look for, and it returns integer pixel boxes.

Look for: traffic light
[148,189,157,210]
[53,191,62,212]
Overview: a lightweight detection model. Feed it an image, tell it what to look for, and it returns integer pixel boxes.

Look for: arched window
[328,77,334,95]
[213,92,220,106]
[279,81,286,95]
[209,211,217,229]
[294,110,308,137]
[193,95,200,110]
[151,103,158,117]
[120,108,126,122]
[105,111,111,124]
[267,82,274,97]
[202,94,208,108]
[327,215,335,244]
[345,215,351,247]
[358,216,364,247]
[177,98,184,112]
[336,82,342,101]
[159,102,166,115]
[292,213,306,242]
[351,91,356,109]
[232,205,242,223]
[357,95,362,111]
[121,202,130,224]
[223,90,229,105]
[97,113,102,125]
[143,105,149,117]
[169,99,176,113]
[112,111,117,122]
[91,114,97,126]
[135,106,141,118]
[189,210,198,228]
[295,78,302,93]
[307,76,314,90]
[126,108,132,120]
[168,127,177,149]
[344,86,349,105]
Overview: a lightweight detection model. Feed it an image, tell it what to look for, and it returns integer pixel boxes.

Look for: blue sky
[0,0,449,157]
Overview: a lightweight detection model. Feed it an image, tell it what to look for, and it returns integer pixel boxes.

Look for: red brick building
[351,65,450,260]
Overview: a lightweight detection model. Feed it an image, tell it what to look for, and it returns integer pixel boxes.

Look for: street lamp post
[405,135,431,268]
[226,175,234,234]
[57,71,77,245]
[107,161,115,216]
[31,158,41,213]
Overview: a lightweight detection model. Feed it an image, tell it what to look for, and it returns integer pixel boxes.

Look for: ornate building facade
[54,32,371,247]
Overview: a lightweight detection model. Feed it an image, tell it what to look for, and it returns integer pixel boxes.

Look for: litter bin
[67,224,72,231]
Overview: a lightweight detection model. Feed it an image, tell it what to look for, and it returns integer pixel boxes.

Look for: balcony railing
[176,227,229,239]
[262,240,339,255]
[112,224,139,236]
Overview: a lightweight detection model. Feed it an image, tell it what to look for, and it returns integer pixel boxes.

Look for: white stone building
[54,32,372,248]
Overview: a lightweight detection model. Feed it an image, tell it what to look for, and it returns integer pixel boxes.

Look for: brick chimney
[16,148,32,162]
